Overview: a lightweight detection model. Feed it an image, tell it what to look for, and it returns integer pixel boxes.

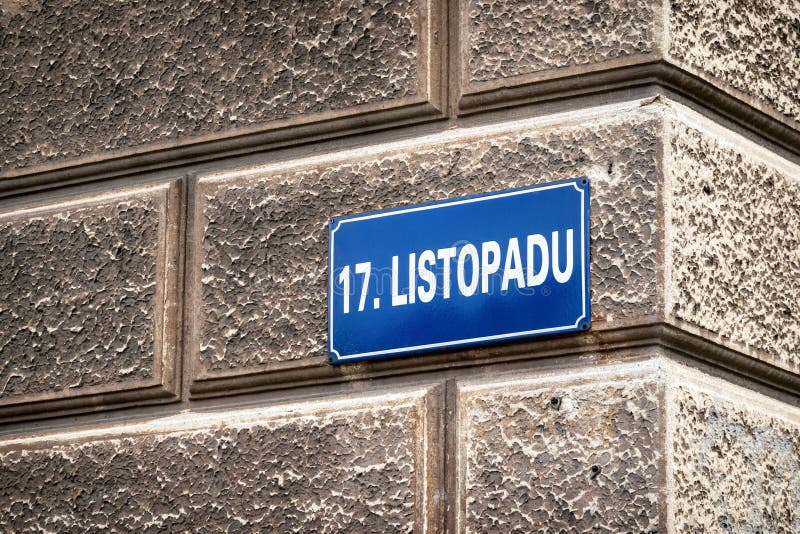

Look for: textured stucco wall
[195,97,800,380]
[667,368,800,532]
[459,366,661,532]
[0,185,174,404]
[0,0,426,172]
[667,0,800,122]
[0,388,436,532]
[196,104,660,375]
[665,106,800,374]
[1,0,799,529]
[466,0,656,82]
[455,359,800,532]
[0,96,797,530]
[2,344,799,530]
[462,0,800,125]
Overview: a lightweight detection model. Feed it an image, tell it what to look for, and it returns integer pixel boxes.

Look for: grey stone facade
[0,0,433,172]
[195,109,660,375]
[459,368,661,531]
[1,0,798,531]
[467,0,656,81]
[0,388,438,532]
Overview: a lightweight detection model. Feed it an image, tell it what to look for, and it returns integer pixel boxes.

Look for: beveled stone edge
[186,321,800,406]
[0,383,444,532]
[660,353,800,532]
[0,101,446,199]
[184,99,663,393]
[0,382,435,444]
[0,180,184,425]
[452,355,666,532]
[0,0,447,196]
[459,55,659,97]
[418,382,445,533]
[459,61,800,157]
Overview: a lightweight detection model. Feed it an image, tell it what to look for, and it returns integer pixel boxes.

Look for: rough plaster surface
[464,0,799,125]
[0,395,426,532]
[0,0,420,172]
[670,381,800,532]
[667,121,800,373]
[0,193,161,400]
[467,0,655,82]
[198,110,660,373]
[460,373,660,532]
[669,0,800,123]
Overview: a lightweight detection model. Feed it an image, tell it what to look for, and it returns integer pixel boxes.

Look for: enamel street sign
[328,178,591,364]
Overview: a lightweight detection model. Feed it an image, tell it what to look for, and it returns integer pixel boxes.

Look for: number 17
[338,262,371,314]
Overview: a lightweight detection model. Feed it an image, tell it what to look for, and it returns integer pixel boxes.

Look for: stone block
[461,0,800,127]
[190,96,800,389]
[667,366,800,532]
[0,0,441,173]
[0,387,439,532]
[457,362,662,532]
[667,0,800,124]
[0,182,181,420]
[465,0,656,83]
[191,103,661,380]
[458,357,800,532]
[664,106,800,374]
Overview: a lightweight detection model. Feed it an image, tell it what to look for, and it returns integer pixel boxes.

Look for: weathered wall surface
[1,0,799,531]
[458,366,661,532]
[460,0,800,128]
[0,388,438,532]
[194,105,660,378]
[0,195,157,396]
[0,183,180,416]
[6,356,800,532]
[0,0,440,173]
[667,367,800,532]
[667,0,800,122]
[465,0,656,82]
[457,359,800,532]
[665,106,800,374]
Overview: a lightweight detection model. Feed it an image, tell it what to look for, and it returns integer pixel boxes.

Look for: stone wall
[1,0,798,531]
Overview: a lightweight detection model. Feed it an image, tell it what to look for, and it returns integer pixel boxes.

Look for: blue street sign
[328,177,591,364]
